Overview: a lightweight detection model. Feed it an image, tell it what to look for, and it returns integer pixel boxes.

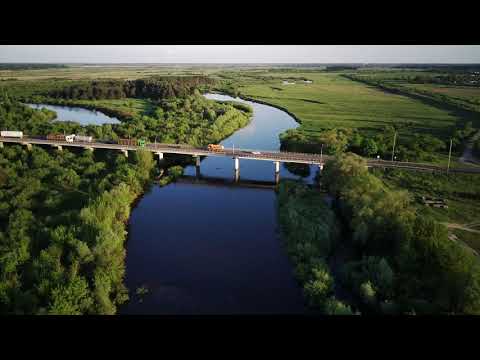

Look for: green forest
[0,77,252,147]
[0,76,252,314]
[279,121,476,163]
[279,154,480,314]
[0,144,155,314]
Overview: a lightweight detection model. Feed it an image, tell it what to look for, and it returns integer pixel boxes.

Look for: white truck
[74,135,93,143]
[65,135,75,143]
[1,131,23,138]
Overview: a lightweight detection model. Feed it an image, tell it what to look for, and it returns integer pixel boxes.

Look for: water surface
[26,103,120,125]
[121,93,316,314]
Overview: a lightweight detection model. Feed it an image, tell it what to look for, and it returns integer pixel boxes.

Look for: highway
[1,136,480,174]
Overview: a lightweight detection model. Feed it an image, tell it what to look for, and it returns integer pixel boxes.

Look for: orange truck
[207,144,224,152]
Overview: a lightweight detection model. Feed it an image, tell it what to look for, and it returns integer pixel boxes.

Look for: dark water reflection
[121,93,316,314]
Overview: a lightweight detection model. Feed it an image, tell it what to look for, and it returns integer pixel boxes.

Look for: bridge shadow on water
[177,174,279,191]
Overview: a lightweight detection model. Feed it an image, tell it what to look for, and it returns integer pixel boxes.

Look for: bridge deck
[1,137,480,174]
[0,137,326,164]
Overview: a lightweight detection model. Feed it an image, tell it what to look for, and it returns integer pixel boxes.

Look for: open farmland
[234,72,464,139]
[401,84,480,112]
[0,65,212,81]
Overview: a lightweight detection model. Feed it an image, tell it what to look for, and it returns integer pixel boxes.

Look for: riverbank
[276,180,356,314]
[120,93,310,314]
[27,99,133,121]
[210,90,304,125]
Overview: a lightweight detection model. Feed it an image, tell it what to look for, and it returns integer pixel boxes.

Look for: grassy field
[0,65,213,81]
[402,84,480,112]
[232,71,463,139]
[59,98,155,118]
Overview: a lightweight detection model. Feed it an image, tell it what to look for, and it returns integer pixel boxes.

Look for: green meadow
[234,72,463,139]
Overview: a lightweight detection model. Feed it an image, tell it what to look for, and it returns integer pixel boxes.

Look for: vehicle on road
[118,138,138,146]
[118,138,146,147]
[75,135,93,143]
[208,144,224,152]
[1,131,23,138]
[47,133,67,141]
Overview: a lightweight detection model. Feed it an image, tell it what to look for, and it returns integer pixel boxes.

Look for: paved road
[2,136,480,174]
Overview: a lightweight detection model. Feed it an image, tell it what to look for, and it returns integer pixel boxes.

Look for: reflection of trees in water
[283,162,311,177]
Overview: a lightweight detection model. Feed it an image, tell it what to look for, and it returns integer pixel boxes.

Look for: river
[121,93,316,314]
[28,95,315,314]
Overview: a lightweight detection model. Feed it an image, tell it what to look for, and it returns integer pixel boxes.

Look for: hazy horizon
[0,45,479,64]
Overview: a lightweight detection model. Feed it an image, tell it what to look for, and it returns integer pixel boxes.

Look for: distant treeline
[0,64,67,70]
[48,76,216,100]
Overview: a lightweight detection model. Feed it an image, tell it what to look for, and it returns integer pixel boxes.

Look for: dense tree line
[321,154,480,314]
[0,89,251,314]
[0,64,67,70]
[0,90,252,149]
[0,144,155,314]
[277,181,356,314]
[110,94,252,147]
[48,76,216,101]
[279,125,464,162]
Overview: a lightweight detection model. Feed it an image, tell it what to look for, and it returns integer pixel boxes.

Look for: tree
[318,129,349,155]
[324,298,356,315]
[303,260,334,309]
[48,276,93,315]
[361,138,378,157]
[133,149,155,184]
[360,281,376,306]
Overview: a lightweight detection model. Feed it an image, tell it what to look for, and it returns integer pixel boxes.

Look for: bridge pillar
[0,142,3,148]
[56,145,63,151]
[195,155,201,167]
[85,147,94,152]
[156,152,164,160]
[234,169,240,183]
[121,149,128,158]
[275,172,280,185]
[234,157,239,171]
[22,142,32,151]
[274,161,280,174]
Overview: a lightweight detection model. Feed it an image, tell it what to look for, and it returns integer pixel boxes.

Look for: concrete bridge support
[233,157,240,182]
[54,145,63,151]
[274,161,280,174]
[0,142,3,148]
[195,155,201,168]
[156,152,164,160]
[234,157,239,171]
[275,172,280,185]
[22,142,32,151]
[121,149,128,158]
[85,147,94,153]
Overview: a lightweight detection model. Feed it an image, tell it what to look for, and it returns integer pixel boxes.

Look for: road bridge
[1,136,480,176]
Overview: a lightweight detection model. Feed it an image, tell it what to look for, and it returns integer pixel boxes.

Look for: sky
[0,45,479,63]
